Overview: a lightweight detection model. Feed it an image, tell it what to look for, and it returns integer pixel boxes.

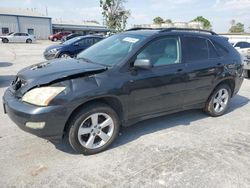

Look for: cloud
[213,0,250,11]
[24,0,32,4]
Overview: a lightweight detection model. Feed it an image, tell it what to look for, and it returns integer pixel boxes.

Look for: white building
[133,21,204,29]
[0,8,109,39]
[0,8,52,39]
[219,33,250,44]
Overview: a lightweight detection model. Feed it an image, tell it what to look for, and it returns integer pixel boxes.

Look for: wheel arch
[212,78,235,98]
[63,96,124,137]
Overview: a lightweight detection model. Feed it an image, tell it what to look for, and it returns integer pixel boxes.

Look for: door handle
[176,68,183,73]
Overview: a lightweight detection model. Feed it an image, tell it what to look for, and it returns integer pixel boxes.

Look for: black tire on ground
[53,38,57,42]
[26,39,32,43]
[204,84,232,117]
[246,70,250,78]
[2,38,9,43]
[67,103,120,155]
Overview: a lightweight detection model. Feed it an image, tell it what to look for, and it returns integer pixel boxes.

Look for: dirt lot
[0,41,250,188]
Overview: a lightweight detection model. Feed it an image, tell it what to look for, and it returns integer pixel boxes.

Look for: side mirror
[74,42,79,46]
[134,59,153,70]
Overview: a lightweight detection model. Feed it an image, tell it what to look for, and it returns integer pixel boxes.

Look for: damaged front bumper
[3,88,69,140]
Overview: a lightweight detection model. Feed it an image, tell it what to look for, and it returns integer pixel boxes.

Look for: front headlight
[49,48,59,53]
[22,87,66,106]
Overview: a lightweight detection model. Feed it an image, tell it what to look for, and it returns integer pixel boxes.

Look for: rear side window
[208,41,219,59]
[182,36,221,62]
[93,38,102,43]
[213,42,229,57]
[14,33,21,36]
[182,37,208,62]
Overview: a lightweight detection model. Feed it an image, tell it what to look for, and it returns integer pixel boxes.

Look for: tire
[204,84,232,117]
[68,103,120,155]
[26,39,32,43]
[2,38,8,43]
[246,70,250,78]
[59,53,71,59]
[53,38,57,42]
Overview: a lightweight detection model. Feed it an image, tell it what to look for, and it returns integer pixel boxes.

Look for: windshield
[63,37,83,45]
[77,34,145,66]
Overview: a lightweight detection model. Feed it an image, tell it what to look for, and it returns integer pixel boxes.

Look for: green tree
[192,16,212,29]
[100,0,130,32]
[165,19,172,24]
[229,21,244,33]
[153,17,165,24]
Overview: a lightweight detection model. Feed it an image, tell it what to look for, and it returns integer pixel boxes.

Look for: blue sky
[1,0,250,32]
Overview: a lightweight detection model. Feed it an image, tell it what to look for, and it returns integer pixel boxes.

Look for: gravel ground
[0,41,250,188]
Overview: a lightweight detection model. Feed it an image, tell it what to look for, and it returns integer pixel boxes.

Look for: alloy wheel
[60,54,70,58]
[77,113,114,149]
[213,88,229,113]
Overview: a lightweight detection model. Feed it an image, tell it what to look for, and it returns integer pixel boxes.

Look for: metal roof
[52,20,109,32]
[0,7,50,18]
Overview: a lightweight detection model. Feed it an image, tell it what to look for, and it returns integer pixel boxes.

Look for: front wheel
[68,103,120,155]
[2,38,8,43]
[204,84,232,117]
[59,53,71,59]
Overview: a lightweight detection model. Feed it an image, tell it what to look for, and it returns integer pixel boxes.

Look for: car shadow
[0,75,15,88]
[52,94,249,155]
[0,62,13,67]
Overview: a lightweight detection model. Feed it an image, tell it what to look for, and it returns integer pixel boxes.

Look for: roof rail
[159,27,217,35]
[126,27,154,31]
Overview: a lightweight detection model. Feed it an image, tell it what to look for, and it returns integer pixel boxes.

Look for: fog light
[25,122,45,129]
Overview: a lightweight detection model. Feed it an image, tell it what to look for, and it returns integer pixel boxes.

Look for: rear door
[20,33,28,42]
[181,36,222,106]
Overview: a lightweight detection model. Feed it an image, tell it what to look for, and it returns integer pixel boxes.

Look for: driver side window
[136,37,180,67]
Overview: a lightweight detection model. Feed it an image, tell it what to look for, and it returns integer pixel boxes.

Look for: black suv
[3,28,244,155]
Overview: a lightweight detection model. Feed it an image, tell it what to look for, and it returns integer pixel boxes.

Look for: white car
[0,32,35,43]
[232,41,250,78]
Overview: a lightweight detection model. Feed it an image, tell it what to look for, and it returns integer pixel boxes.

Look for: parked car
[3,28,244,155]
[44,35,104,60]
[232,41,250,78]
[61,33,84,42]
[0,32,35,43]
[48,31,71,42]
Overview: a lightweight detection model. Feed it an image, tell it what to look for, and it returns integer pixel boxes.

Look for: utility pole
[45,6,48,16]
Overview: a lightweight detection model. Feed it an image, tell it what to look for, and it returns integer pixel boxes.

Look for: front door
[127,36,187,118]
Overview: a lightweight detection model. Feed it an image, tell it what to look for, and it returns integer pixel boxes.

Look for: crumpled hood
[15,58,107,95]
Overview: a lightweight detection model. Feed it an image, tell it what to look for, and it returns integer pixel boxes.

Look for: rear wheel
[2,38,8,43]
[53,38,57,42]
[26,39,32,43]
[204,84,231,117]
[68,103,120,155]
